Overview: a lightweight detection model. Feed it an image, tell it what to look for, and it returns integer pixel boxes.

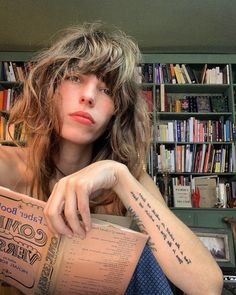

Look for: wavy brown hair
[9,22,151,214]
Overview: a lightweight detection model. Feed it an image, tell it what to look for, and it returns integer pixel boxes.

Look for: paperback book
[0,186,148,295]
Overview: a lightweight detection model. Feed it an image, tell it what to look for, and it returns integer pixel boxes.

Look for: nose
[79,84,95,107]
[79,95,95,107]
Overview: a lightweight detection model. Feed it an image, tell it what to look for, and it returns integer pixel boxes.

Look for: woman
[0,22,223,294]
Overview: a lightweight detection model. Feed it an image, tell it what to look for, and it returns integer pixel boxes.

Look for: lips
[69,111,95,125]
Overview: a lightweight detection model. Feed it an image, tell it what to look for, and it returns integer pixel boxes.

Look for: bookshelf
[0,52,33,145]
[140,55,236,276]
[140,54,236,212]
[1,52,236,212]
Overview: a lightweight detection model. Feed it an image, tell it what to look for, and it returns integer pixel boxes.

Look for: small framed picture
[191,227,235,268]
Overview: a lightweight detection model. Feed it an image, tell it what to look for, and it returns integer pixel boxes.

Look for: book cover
[196,96,211,113]
[174,64,185,84]
[142,89,153,112]
[200,64,207,84]
[0,90,3,110]
[169,64,176,84]
[210,96,229,112]
[203,144,212,173]
[173,185,192,208]
[180,97,189,112]
[181,64,192,84]
[185,65,198,83]
[0,186,148,295]
[194,177,217,208]
[160,83,165,112]
[161,64,170,83]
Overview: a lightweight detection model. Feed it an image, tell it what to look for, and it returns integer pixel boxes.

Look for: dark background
[0,0,236,53]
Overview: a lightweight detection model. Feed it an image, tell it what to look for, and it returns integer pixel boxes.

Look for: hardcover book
[194,177,217,208]
[196,96,211,113]
[180,97,189,112]
[142,89,153,112]
[0,186,148,295]
[210,96,229,112]
[173,185,192,208]
[185,65,199,83]
[200,64,207,84]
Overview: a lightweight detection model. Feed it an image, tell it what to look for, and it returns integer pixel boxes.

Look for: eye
[65,75,80,83]
[100,88,111,96]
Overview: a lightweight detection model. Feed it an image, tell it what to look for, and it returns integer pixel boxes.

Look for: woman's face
[56,73,115,145]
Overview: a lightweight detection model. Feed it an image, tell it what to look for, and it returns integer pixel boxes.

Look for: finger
[44,180,73,237]
[44,205,73,237]
[44,217,60,239]
[64,185,86,239]
[75,185,92,234]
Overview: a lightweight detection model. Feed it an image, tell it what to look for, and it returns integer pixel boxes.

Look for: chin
[64,137,94,145]
[60,131,99,145]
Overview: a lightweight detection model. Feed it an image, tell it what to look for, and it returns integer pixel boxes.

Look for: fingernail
[85,225,90,232]
[79,232,86,240]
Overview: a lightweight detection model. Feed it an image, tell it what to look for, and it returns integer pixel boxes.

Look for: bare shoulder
[0,145,28,189]
[0,145,26,165]
[139,171,166,205]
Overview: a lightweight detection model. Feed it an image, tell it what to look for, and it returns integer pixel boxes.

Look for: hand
[44,160,124,239]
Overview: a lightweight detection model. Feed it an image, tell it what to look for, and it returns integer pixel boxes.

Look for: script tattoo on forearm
[127,206,156,252]
[128,191,192,265]
[127,206,148,235]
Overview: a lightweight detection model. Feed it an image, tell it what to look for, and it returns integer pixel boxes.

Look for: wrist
[113,162,133,203]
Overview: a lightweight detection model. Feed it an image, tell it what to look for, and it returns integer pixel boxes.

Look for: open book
[0,186,148,295]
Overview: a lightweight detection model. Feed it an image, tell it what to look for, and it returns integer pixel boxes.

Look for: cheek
[102,100,115,116]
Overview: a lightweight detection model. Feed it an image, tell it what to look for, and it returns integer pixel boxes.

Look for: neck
[54,141,93,176]
[55,164,67,177]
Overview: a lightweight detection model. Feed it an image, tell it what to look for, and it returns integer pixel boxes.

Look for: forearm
[114,165,223,295]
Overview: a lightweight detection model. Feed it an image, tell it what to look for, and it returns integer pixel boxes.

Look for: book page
[0,186,56,295]
[50,219,148,295]
[91,213,133,228]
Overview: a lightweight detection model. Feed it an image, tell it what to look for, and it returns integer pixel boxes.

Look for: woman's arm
[44,160,223,295]
[114,165,223,295]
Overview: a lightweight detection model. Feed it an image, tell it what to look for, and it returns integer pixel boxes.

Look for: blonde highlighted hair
[9,22,151,214]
